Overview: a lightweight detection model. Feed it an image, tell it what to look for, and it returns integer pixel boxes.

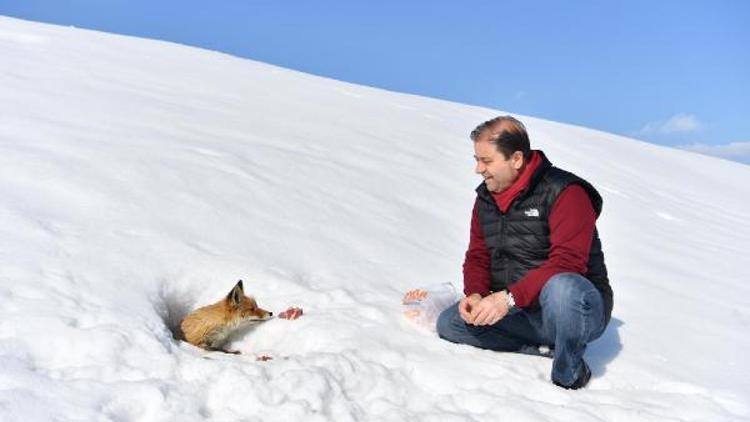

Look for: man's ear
[227,280,244,305]
[512,151,525,170]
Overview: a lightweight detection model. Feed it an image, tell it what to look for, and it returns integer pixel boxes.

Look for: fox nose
[268,311,273,316]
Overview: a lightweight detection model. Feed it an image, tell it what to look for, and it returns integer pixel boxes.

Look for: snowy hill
[1,16,749,421]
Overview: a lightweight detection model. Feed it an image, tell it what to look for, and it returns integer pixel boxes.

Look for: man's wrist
[503,289,516,309]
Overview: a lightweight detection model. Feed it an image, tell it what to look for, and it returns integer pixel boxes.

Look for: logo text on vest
[524,208,540,217]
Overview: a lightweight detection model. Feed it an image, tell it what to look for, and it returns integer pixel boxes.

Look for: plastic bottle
[402,282,458,330]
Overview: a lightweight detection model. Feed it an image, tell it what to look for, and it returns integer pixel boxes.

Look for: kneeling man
[437,116,613,390]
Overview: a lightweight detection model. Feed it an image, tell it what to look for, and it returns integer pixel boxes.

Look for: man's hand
[469,291,510,326]
[459,294,482,324]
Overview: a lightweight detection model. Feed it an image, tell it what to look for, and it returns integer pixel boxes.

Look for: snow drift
[1,16,748,421]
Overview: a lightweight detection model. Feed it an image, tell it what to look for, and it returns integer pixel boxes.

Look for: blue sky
[3,1,749,162]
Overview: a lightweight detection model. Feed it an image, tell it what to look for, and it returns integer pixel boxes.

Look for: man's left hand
[469,291,510,326]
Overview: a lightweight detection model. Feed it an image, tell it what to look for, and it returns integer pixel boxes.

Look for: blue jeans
[436,273,607,386]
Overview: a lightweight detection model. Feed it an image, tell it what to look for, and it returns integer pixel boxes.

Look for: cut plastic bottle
[402,282,458,330]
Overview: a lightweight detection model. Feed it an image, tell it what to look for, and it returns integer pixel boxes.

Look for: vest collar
[475,150,553,209]
[520,150,553,200]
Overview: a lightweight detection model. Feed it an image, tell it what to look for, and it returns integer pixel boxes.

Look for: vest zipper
[500,213,510,289]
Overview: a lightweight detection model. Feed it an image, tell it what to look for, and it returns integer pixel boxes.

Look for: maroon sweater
[463,152,597,308]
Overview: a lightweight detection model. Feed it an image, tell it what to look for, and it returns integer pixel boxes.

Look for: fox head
[225,280,273,322]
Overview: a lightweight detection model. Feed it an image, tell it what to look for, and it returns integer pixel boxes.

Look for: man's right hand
[459,294,482,324]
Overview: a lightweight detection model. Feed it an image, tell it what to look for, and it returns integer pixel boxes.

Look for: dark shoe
[553,361,591,390]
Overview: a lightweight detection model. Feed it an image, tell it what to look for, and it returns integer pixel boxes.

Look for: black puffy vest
[475,151,613,320]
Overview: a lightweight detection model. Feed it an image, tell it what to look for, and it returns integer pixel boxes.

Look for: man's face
[473,140,524,192]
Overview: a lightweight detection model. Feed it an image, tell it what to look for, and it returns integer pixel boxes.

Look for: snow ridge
[1,16,749,421]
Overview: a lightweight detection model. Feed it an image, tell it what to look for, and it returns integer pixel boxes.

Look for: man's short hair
[470,115,531,161]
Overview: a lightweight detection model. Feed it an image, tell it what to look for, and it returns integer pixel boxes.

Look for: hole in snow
[155,282,197,342]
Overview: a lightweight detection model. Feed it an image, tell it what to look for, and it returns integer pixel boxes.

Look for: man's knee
[541,273,599,309]
[540,273,604,325]
[436,302,462,341]
[540,273,605,340]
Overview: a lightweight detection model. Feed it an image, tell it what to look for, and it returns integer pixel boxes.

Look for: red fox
[180,280,272,353]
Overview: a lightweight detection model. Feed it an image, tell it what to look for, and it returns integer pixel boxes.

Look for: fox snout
[240,307,273,321]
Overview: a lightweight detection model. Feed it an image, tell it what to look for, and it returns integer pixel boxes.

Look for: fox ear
[227,280,244,305]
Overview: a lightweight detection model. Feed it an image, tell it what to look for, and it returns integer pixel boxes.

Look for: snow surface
[1,16,749,421]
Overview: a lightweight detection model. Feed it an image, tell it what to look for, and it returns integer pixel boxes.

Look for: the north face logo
[524,208,540,217]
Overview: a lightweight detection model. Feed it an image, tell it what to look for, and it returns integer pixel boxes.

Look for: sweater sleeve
[507,185,596,308]
[462,199,491,297]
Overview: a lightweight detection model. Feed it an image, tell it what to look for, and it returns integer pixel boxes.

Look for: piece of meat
[402,289,428,304]
[279,306,303,320]
[403,309,421,319]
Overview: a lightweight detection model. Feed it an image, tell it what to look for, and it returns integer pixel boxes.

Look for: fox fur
[180,280,272,353]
